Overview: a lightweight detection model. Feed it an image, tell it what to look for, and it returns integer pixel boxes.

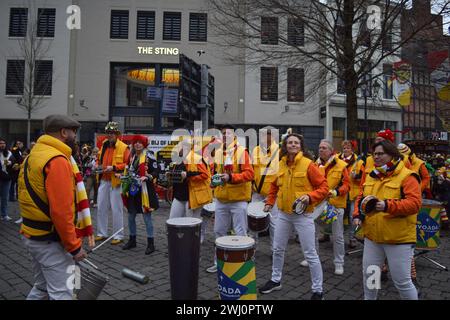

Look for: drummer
[206,124,254,273]
[353,140,421,300]
[338,140,364,249]
[251,126,280,244]
[168,137,212,220]
[398,143,430,195]
[259,133,329,300]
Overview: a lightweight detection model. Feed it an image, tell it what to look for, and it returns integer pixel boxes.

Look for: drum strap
[255,147,279,194]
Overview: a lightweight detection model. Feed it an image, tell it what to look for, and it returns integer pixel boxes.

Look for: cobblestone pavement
[1,200,449,300]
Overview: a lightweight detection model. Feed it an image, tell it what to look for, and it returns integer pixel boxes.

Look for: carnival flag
[389,61,411,107]
[428,50,450,101]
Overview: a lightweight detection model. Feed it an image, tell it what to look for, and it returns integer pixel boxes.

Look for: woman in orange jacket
[353,140,421,300]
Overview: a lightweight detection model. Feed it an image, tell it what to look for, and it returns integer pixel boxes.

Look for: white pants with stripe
[96,180,124,240]
[214,200,248,238]
[169,198,202,219]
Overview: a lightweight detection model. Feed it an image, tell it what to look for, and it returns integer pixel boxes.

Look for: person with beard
[0,138,16,221]
[94,122,130,244]
[9,140,24,201]
[18,115,90,299]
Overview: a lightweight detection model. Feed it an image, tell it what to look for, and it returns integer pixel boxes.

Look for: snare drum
[309,201,327,220]
[74,261,109,300]
[247,202,269,233]
[416,199,442,250]
[215,236,257,300]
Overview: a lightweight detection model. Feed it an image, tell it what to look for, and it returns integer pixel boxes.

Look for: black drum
[74,261,109,300]
[166,217,202,300]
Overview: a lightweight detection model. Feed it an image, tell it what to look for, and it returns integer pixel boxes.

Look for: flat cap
[43,114,81,133]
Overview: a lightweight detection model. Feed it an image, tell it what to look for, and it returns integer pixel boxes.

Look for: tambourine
[292,198,307,215]
[360,195,378,215]
[211,174,224,187]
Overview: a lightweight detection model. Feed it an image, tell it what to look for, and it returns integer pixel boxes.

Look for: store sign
[137,46,179,55]
[162,89,179,113]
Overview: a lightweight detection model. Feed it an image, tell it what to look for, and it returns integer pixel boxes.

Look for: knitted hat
[377,129,395,143]
[397,143,411,156]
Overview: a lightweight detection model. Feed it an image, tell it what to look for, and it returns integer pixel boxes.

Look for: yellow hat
[397,143,411,155]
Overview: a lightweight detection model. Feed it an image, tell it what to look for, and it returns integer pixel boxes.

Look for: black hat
[43,115,81,133]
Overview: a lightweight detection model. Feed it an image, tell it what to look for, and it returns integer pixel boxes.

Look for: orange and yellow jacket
[315,156,350,209]
[266,152,329,214]
[353,160,421,244]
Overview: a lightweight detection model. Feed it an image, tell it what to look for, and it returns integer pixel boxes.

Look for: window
[383,64,393,99]
[110,10,129,39]
[37,8,55,37]
[9,8,27,37]
[34,60,53,96]
[287,18,304,46]
[136,11,155,40]
[362,63,372,97]
[287,68,304,102]
[260,67,278,101]
[261,17,278,45]
[359,22,370,48]
[382,28,392,51]
[125,116,154,128]
[5,60,25,95]
[163,12,181,41]
[189,13,207,42]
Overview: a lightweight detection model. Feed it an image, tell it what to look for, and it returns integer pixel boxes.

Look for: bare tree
[209,0,450,140]
[7,2,54,147]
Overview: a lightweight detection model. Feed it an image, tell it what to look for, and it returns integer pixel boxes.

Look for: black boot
[123,236,136,250]
[145,237,155,255]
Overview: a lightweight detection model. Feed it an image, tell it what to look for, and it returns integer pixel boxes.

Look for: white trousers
[169,198,202,219]
[97,180,124,240]
[251,193,278,246]
[214,200,248,238]
[331,208,345,267]
[363,238,418,300]
[272,211,323,293]
[22,236,74,300]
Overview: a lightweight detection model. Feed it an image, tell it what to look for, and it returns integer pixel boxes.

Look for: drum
[201,201,216,218]
[211,174,224,187]
[416,199,442,250]
[360,196,378,215]
[166,217,202,300]
[247,202,269,232]
[74,261,109,300]
[215,236,256,300]
[309,201,328,220]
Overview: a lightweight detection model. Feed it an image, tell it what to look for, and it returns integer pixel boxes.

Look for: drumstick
[87,227,124,254]
[84,258,99,270]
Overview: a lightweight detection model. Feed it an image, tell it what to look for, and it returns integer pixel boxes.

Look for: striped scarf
[339,153,355,167]
[370,158,401,180]
[70,156,94,238]
[123,153,152,213]
[316,154,336,168]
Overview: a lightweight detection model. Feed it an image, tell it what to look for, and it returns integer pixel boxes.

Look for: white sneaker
[206,264,217,273]
[300,260,309,267]
[334,265,344,275]
[15,218,23,224]
[1,216,12,221]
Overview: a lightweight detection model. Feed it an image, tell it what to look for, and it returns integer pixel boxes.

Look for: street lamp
[361,79,381,154]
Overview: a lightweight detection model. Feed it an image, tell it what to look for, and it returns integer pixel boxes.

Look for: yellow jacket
[266,152,329,214]
[337,153,365,201]
[185,151,213,209]
[251,142,279,197]
[213,143,254,202]
[98,139,129,188]
[316,157,349,209]
[18,135,75,240]
[358,161,421,244]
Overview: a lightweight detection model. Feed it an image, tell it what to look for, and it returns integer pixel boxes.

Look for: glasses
[373,152,386,157]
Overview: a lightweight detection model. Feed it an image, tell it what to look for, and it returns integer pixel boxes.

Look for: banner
[391,60,411,107]
[428,50,450,101]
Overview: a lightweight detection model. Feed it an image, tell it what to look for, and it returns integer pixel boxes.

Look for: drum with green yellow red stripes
[416,199,442,250]
[215,236,257,300]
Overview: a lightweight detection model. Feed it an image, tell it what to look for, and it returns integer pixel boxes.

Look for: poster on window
[147,87,162,100]
[162,89,179,113]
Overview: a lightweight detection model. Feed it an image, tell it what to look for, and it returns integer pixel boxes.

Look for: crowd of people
[1,115,449,300]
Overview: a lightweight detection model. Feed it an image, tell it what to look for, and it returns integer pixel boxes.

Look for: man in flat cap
[94,121,130,244]
[18,114,89,299]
